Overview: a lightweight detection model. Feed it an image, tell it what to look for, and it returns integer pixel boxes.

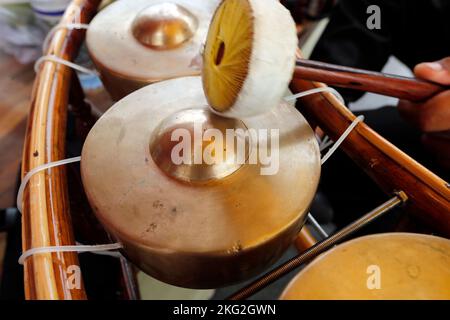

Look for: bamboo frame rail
[21,0,101,300]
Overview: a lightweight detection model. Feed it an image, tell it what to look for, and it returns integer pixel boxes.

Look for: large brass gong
[81,76,320,288]
[281,233,450,300]
[86,0,219,100]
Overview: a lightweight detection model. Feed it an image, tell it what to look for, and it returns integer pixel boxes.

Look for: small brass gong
[86,0,220,100]
[81,77,321,288]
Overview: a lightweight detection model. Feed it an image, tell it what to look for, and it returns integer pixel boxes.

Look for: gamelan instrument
[281,233,450,300]
[22,0,450,299]
[80,76,321,288]
[81,0,319,288]
[86,0,220,100]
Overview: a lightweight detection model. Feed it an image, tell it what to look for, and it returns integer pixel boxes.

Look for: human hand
[398,58,450,169]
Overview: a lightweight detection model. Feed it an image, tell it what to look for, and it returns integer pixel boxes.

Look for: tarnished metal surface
[81,76,320,288]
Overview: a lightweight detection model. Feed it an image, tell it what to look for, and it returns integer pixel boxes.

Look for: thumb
[414,57,450,85]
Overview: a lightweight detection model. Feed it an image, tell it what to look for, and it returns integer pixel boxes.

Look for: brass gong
[281,233,450,300]
[86,0,220,100]
[81,76,320,288]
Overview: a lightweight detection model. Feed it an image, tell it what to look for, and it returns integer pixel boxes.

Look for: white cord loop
[16,157,124,265]
[34,54,99,75]
[18,243,123,265]
[16,156,81,214]
[43,23,90,53]
[283,86,362,165]
[36,23,96,76]
[319,135,334,151]
[286,87,363,236]
[307,213,329,238]
[284,87,345,104]
[321,115,364,165]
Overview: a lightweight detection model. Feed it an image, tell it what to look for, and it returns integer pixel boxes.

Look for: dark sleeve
[283,0,338,23]
[310,0,401,102]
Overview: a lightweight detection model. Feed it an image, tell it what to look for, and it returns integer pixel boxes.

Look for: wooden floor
[0,52,34,209]
[0,51,34,278]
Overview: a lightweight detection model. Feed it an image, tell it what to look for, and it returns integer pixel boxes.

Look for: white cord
[307,116,365,240]
[37,23,95,75]
[286,87,363,237]
[34,54,99,75]
[321,115,365,165]
[16,157,125,265]
[319,135,334,151]
[283,86,363,164]
[284,87,345,104]
[284,86,344,154]
[43,23,90,53]
[16,156,81,214]
[307,213,329,238]
[18,243,123,265]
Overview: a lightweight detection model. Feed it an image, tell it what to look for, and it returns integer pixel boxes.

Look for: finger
[414,57,450,85]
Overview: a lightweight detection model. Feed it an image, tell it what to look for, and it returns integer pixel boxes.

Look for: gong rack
[21,0,450,300]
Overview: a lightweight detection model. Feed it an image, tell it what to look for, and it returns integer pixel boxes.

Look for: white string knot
[34,54,99,76]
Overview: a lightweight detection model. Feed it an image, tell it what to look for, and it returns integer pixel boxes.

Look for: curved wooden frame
[21,0,101,299]
[21,0,449,300]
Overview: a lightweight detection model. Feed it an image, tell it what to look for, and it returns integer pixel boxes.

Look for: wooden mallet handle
[295,59,448,101]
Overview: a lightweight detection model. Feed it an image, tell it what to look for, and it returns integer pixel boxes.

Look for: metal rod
[307,213,329,238]
[227,191,408,300]
[295,59,446,101]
